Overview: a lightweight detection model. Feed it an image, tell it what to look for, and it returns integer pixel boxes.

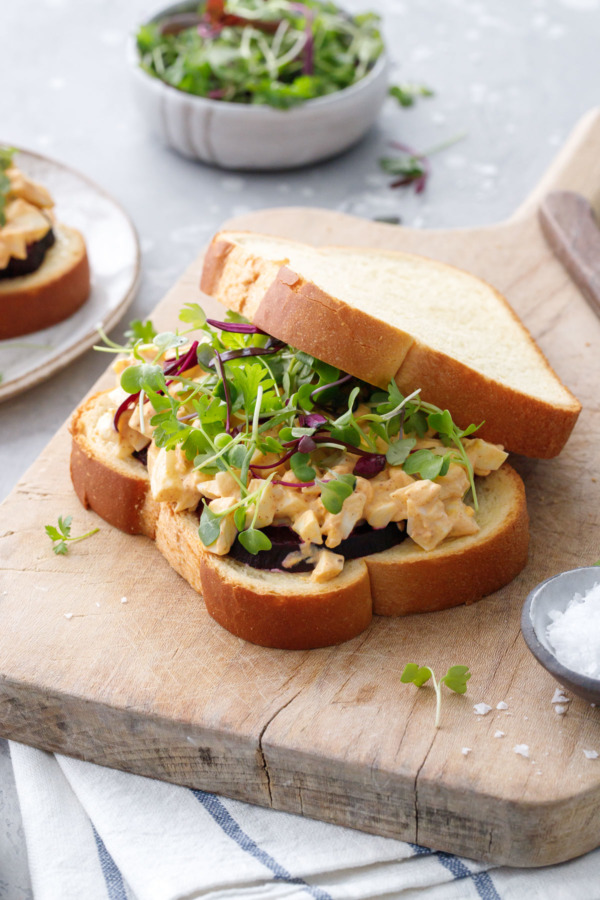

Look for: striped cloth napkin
[5,740,599,900]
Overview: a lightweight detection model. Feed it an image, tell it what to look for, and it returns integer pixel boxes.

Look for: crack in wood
[257,689,303,806]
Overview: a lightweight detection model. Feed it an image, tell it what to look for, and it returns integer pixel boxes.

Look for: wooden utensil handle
[539,190,600,320]
[512,107,600,219]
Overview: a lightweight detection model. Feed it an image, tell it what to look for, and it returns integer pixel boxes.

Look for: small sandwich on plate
[70,232,581,649]
[0,147,90,340]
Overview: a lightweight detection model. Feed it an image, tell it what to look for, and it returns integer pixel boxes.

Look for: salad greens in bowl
[131,0,388,168]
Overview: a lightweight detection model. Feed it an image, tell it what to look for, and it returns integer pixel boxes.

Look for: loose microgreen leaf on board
[401,663,471,728]
[45,515,99,555]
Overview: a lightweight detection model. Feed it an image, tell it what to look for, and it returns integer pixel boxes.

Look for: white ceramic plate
[0,147,140,402]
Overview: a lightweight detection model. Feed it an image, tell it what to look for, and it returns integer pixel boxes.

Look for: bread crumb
[462,747,472,756]
[474,703,492,716]
[64,613,73,620]
[583,750,598,760]
[496,701,508,710]
[514,744,529,758]
[494,730,505,738]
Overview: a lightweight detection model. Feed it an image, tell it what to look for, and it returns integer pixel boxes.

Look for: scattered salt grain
[64,613,73,620]
[121,597,128,604]
[496,701,508,710]
[584,750,599,760]
[551,688,571,705]
[462,747,472,756]
[95,602,100,608]
[546,581,600,677]
[514,744,530,758]
[494,730,505,738]
[554,705,568,716]
[474,703,492,716]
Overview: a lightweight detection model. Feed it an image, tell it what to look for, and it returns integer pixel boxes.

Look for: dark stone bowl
[521,567,600,705]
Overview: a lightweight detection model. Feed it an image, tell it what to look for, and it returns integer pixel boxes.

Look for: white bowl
[128,6,389,170]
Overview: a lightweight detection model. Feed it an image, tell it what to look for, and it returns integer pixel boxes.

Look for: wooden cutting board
[1,109,600,869]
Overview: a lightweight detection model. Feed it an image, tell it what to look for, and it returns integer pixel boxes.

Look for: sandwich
[0,147,90,340]
[70,232,580,650]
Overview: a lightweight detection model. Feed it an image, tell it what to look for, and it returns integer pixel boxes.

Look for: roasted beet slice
[0,228,55,279]
[228,521,406,573]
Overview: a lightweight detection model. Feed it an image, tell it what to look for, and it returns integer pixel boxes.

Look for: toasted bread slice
[0,224,90,339]
[70,391,158,538]
[70,392,529,649]
[201,231,581,458]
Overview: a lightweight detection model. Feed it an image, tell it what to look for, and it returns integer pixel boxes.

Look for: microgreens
[0,146,15,227]
[389,82,434,107]
[380,133,466,193]
[137,0,383,110]
[124,318,157,346]
[401,663,471,728]
[45,515,99,555]
[104,305,483,556]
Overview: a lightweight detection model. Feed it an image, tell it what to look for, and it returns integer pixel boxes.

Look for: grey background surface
[1,0,599,895]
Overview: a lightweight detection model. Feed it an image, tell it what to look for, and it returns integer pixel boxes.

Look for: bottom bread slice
[70,391,530,649]
[0,224,90,339]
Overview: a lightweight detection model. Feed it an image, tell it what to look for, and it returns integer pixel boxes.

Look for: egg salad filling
[0,146,55,273]
[96,305,508,582]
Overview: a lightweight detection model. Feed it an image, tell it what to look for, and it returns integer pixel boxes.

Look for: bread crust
[0,224,90,340]
[201,232,581,459]
[69,394,530,650]
[69,394,158,538]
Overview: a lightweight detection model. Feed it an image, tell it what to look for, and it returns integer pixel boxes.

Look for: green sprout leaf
[402,449,451,481]
[238,528,272,555]
[45,514,99,555]
[318,473,356,514]
[179,303,207,331]
[290,452,316,483]
[401,663,471,728]
[198,504,222,547]
[386,437,416,466]
[389,83,434,107]
[234,507,246,532]
[124,318,156,346]
[120,363,166,395]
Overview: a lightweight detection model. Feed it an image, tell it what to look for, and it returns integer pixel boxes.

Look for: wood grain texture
[1,108,600,868]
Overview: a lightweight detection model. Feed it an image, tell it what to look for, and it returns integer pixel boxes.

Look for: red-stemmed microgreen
[380,133,466,193]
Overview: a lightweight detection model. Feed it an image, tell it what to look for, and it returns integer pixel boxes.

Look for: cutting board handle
[511,107,600,221]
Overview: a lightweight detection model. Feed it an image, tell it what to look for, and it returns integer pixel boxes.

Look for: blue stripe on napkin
[192,790,333,900]
[411,845,500,899]
[92,825,128,900]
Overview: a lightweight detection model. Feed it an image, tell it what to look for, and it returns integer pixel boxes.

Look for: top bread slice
[201,231,581,459]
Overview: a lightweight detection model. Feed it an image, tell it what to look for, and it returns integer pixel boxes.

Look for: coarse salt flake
[474,703,492,716]
[551,688,570,705]
[514,744,530,758]
[584,750,599,760]
[546,581,600,677]
[494,730,505,738]
[64,613,73,620]
[496,701,508,710]
[462,747,472,756]
[554,705,568,716]
[121,597,128,604]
